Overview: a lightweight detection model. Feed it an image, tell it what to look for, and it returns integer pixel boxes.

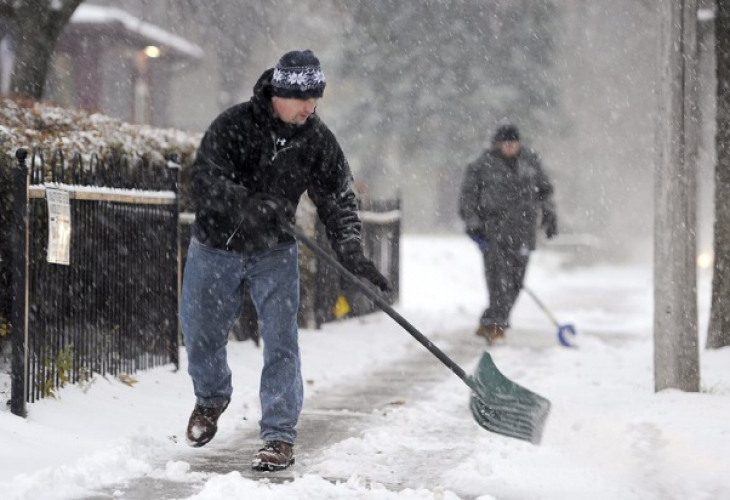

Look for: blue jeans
[180,237,302,444]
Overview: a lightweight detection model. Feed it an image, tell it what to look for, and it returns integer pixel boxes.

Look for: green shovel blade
[468,352,551,444]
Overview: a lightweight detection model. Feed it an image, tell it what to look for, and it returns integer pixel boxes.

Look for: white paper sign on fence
[46,188,71,265]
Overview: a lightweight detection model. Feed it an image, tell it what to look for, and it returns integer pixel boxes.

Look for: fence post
[167,157,181,370]
[11,148,30,417]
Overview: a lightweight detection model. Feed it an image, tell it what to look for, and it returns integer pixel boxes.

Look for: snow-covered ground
[1,234,729,500]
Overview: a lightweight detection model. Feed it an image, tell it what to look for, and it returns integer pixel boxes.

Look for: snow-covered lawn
[1,235,728,500]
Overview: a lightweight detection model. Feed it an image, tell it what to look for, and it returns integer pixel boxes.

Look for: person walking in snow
[459,124,558,345]
[181,49,390,472]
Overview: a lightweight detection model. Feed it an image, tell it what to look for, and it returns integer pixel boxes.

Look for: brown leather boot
[476,324,505,345]
[186,402,228,447]
[251,440,295,471]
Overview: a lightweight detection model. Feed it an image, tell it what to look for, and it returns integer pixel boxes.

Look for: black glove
[249,193,293,225]
[542,209,558,239]
[336,242,392,292]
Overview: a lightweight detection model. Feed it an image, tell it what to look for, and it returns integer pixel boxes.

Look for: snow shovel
[523,286,577,348]
[282,221,551,444]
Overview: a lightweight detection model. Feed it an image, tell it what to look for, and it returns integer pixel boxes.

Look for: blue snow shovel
[282,220,551,444]
[523,287,577,348]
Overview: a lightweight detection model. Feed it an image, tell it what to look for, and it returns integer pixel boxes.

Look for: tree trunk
[654,0,700,392]
[9,0,84,100]
[708,0,730,349]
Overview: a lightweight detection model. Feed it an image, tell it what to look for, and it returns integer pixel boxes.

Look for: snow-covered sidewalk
[1,235,729,500]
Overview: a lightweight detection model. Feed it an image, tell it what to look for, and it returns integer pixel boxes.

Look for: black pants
[480,243,530,329]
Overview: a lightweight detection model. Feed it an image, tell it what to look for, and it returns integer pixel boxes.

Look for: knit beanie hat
[271,50,326,99]
[493,124,520,142]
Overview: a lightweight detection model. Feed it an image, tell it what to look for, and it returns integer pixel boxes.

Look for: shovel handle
[523,287,560,327]
[282,221,469,383]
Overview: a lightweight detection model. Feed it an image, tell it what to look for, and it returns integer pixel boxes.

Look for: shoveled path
[80,327,554,500]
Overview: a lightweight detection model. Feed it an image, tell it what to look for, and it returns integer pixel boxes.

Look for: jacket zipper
[271,134,295,161]
[226,216,245,250]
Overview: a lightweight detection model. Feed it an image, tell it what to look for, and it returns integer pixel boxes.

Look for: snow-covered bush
[0,98,202,357]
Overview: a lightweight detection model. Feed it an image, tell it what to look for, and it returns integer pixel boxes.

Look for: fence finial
[16,148,28,163]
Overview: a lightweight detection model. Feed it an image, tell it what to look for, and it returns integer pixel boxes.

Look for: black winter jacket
[190,69,361,255]
[459,147,556,250]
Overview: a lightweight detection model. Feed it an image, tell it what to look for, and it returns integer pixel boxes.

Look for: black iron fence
[310,198,401,327]
[9,148,180,417]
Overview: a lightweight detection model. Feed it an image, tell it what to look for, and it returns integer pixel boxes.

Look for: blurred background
[0,0,718,261]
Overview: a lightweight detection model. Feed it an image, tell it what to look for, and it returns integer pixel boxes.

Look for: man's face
[272,96,319,125]
[497,141,520,159]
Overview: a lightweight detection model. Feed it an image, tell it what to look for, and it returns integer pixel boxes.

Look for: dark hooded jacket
[459,146,555,250]
[190,69,361,255]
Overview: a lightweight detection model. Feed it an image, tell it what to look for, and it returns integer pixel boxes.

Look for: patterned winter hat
[493,124,520,142]
[271,50,326,100]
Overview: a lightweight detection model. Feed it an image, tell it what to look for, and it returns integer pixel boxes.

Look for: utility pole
[708,0,730,349]
[654,0,700,392]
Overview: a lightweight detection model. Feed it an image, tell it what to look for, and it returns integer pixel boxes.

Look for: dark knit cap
[493,124,520,142]
[271,50,326,100]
